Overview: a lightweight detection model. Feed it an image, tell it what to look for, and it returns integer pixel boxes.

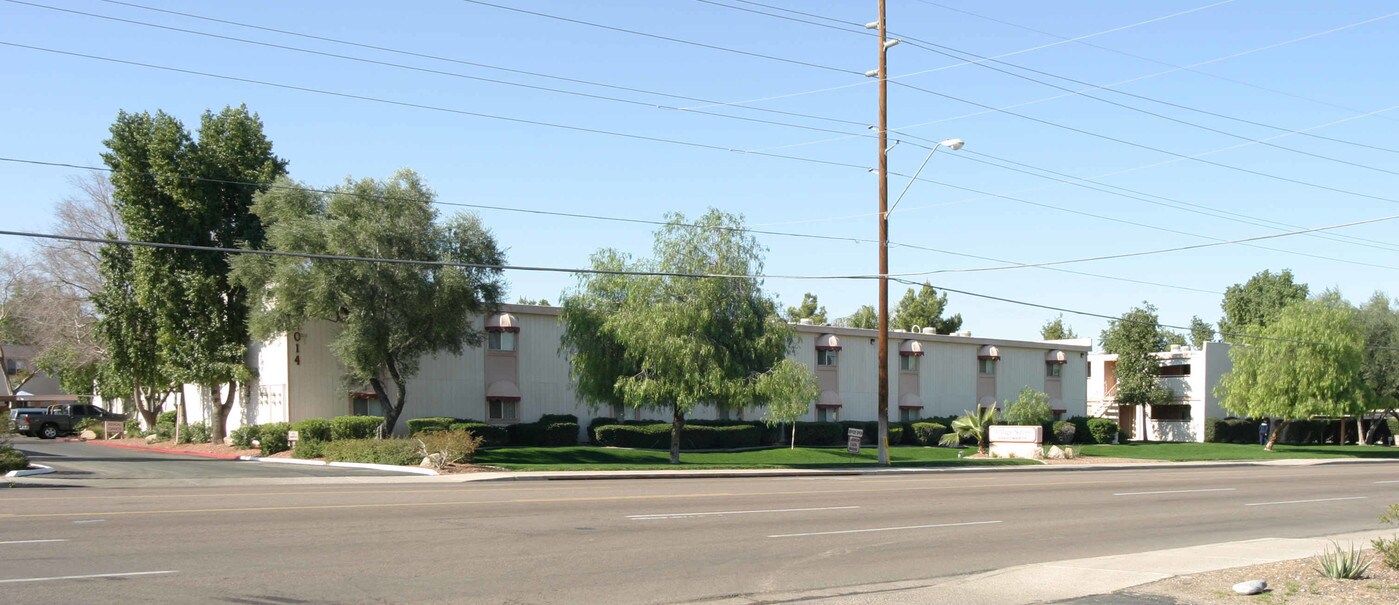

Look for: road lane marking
[0,571,176,584]
[1376,480,1399,484]
[1114,488,1236,496]
[0,539,67,545]
[628,506,858,520]
[73,520,105,524]
[1245,496,1368,507]
[768,520,1001,538]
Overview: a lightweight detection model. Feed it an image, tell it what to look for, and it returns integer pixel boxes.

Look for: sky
[3,0,1398,347]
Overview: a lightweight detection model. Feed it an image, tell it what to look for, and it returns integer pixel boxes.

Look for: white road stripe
[769,520,1001,538]
[0,539,68,545]
[1376,480,1399,484]
[628,506,859,520]
[1114,488,1237,496]
[1245,496,1368,507]
[0,571,176,584]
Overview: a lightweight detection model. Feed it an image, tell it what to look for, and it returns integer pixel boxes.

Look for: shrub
[911,422,948,446]
[587,417,618,444]
[0,447,28,472]
[322,438,420,466]
[230,425,258,449]
[1052,420,1076,445]
[898,422,918,445]
[292,418,333,442]
[75,417,104,433]
[406,417,454,436]
[186,421,211,444]
[537,414,579,425]
[156,410,178,425]
[595,423,671,449]
[1068,416,1094,444]
[448,422,508,447]
[331,415,383,440]
[507,422,544,446]
[1086,418,1118,444]
[292,439,325,459]
[1204,418,1229,443]
[1375,504,1399,571]
[124,417,141,436]
[1313,541,1371,579]
[839,421,879,445]
[794,421,843,446]
[540,422,579,447]
[1388,417,1399,442]
[1003,387,1053,426]
[1224,418,1260,444]
[257,422,292,456]
[416,430,485,469]
[886,425,904,447]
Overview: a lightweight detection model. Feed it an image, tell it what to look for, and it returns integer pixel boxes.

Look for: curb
[5,463,55,478]
[237,455,438,476]
[83,439,242,460]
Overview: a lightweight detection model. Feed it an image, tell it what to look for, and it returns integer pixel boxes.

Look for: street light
[888,138,965,217]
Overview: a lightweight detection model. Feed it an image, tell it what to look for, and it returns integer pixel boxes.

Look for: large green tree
[1218,269,1308,341]
[840,305,878,329]
[785,292,827,325]
[1040,315,1078,340]
[102,106,286,440]
[1217,296,1365,450]
[1188,316,1215,349]
[233,170,506,436]
[1357,292,1399,442]
[560,209,813,463]
[1101,303,1173,442]
[891,281,961,334]
[91,243,176,425]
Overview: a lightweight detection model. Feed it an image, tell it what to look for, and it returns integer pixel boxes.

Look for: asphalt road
[0,463,1395,604]
[9,437,401,481]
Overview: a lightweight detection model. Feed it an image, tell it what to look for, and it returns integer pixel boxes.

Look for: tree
[839,305,878,329]
[102,106,287,441]
[890,281,961,334]
[92,243,176,426]
[1357,292,1399,443]
[1161,330,1188,347]
[785,292,827,325]
[1217,296,1364,450]
[759,359,821,448]
[1003,387,1052,426]
[0,251,39,395]
[1040,315,1078,340]
[1189,316,1215,349]
[515,297,550,306]
[1218,269,1308,341]
[560,209,811,464]
[1101,303,1173,442]
[233,170,506,437]
[938,405,997,454]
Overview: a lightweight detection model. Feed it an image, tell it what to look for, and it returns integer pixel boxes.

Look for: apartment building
[1086,342,1233,442]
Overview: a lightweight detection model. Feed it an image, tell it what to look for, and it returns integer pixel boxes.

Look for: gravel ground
[1123,552,1399,604]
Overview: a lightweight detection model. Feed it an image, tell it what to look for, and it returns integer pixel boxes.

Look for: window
[1045,363,1063,378]
[488,331,517,351]
[899,408,921,422]
[899,355,920,371]
[609,402,625,419]
[1087,363,1092,378]
[817,407,839,422]
[1149,404,1191,421]
[978,358,997,375]
[817,349,839,367]
[352,399,385,417]
[488,399,519,421]
[1156,364,1191,377]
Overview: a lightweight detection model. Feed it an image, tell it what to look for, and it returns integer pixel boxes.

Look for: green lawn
[1078,442,1399,462]
[473,446,1036,471]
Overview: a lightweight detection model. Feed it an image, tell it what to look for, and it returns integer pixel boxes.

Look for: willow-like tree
[1216,296,1365,450]
[1100,303,1173,442]
[233,170,506,436]
[560,209,814,464]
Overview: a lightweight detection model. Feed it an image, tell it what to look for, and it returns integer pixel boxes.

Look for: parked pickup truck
[13,404,125,439]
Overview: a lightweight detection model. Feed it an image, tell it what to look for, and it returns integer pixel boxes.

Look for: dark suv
[14,404,125,439]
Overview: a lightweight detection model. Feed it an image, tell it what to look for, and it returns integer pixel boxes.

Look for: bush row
[406,414,579,447]
[322,439,420,466]
[1205,418,1262,443]
[594,423,764,450]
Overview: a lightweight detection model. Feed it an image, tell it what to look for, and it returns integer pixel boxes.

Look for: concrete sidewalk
[691,529,1393,605]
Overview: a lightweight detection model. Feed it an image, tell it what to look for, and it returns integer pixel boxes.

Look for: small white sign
[846,428,864,454]
[989,425,1042,444]
[287,430,299,445]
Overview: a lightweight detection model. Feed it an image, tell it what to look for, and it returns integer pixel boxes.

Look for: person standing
[1259,419,1270,445]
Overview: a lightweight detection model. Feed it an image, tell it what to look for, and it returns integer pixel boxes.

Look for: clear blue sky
[3,0,1397,346]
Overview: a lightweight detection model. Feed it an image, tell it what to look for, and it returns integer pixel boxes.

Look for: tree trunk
[670,403,684,464]
[174,389,185,444]
[790,422,796,450]
[1265,419,1288,451]
[1340,416,1348,445]
[133,376,157,428]
[375,355,409,438]
[211,382,235,442]
[1141,405,1149,443]
[1365,414,1382,445]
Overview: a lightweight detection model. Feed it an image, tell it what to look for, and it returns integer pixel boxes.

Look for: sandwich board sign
[846,428,863,454]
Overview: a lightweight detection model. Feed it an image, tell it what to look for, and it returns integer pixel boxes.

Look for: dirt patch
[93,437,260,458]
[1125,553,1399,604]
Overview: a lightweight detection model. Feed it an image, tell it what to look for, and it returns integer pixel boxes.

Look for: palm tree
[939,405,998,454]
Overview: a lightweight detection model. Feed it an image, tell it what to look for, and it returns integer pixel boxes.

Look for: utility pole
[875,0,890,466]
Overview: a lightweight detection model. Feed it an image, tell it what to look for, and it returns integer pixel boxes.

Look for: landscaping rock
[1046,445,1066,460]
[1232,580,1266,595]
[144,434,160,444]
[79,429,98,440]
[223,436,233,446]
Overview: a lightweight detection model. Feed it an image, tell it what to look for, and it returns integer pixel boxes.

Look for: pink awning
[977,345,1001,360]
[486,380,522,401]
[898,392,923,409]
[485,313,520,333]
[1045,349,1068,364]
[899,340,925,357]
[815,333,841,351]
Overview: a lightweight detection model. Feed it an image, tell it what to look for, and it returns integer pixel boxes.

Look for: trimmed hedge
[0,447,28,473]
[595,423,670,449]
[332,415,383,440]
[1068,416,1095,444]
[1204,418,1228,443]
[1086,418,1118,444]
[537,414,579,425]
[793,421,843,446]
[293,418,333,442]
[322,439,420,466]
[1051,420,1076,446]
[406,417,455,436]
[594,423,762,450]
[448,422,509,447]
[256,422,292,455]
[587,417,617,444]
[292,438,325,459]
[230,425,258,449]
[911,422,948,446]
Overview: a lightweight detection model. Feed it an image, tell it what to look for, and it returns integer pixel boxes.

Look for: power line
[457,0,860,75]
[0,156,1222,295]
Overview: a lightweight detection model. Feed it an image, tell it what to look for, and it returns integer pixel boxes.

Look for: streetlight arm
[887,138,964,217]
